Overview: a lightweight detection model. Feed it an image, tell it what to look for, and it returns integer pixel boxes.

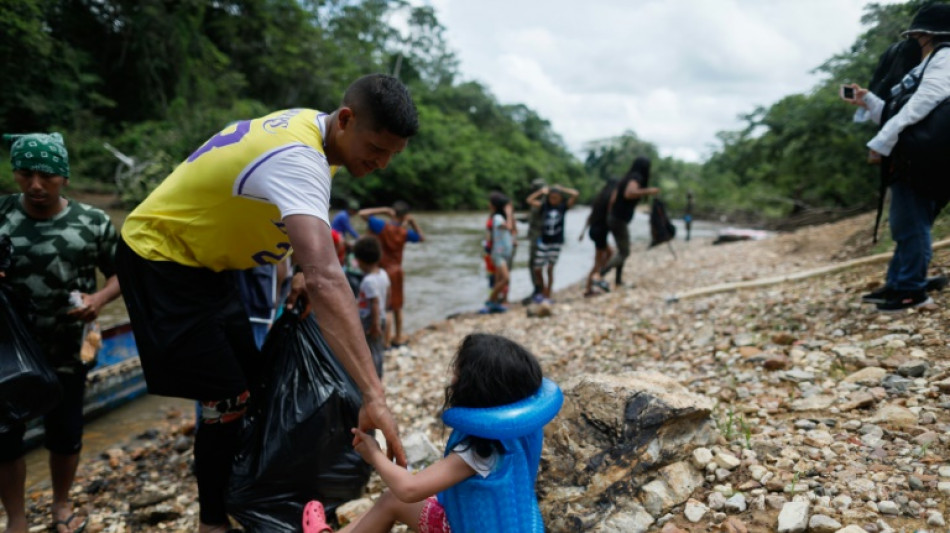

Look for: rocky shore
[8,212,950,532]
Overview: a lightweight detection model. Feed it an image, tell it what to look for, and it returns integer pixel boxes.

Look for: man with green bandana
[0,132,120,533]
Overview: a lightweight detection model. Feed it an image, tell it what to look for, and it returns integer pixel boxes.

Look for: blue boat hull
[25,322,145,447]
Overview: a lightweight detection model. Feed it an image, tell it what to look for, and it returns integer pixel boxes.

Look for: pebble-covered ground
[7,212,950,532]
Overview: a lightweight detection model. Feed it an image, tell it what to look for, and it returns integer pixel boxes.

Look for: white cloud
[424,0,898,162]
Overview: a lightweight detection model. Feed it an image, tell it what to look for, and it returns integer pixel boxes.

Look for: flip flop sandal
[302,500,332,533]
[51,513,87,533]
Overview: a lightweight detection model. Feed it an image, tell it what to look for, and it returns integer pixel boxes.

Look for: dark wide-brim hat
[901,4,950,37]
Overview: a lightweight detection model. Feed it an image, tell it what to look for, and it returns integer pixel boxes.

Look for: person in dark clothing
[684,191,694,242]
[579,179,617,296]
[599,156,660,287]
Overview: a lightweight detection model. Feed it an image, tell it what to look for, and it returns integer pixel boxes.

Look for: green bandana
[3,132,70,178]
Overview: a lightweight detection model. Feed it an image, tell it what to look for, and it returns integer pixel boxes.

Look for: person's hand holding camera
[840,83,869,108]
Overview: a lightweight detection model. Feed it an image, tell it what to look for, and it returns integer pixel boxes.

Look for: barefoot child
[302,333,550,533]
[353,236,390,377]
[359,201,424,347]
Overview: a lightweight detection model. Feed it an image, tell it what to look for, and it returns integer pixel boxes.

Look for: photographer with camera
[842,4,950,312]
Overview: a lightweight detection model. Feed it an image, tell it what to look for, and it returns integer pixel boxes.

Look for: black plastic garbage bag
[649,198,677,248]
[227,308,372,532]
[0,283,62,432]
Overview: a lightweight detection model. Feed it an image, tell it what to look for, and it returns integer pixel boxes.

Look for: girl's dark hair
[625,156,651,188]
[443,333,543,458]
[489,192,509,218]
[445,333,542,409]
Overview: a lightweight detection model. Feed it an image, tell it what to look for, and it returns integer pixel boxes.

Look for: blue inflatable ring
[441,378,563,440]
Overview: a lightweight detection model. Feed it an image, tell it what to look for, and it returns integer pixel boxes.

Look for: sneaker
[490,302,508,313]
[876,291,933,313]
[532,293,545,304]
[861,285,895,304]
[926,275,949,293]
[595,280,611,293]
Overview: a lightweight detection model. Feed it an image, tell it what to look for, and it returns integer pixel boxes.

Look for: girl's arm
[623,180,660,200]
[557,185,581,208]
[525,187,547,208]
[504,203,516,233]
[358,207,395,220]
[352,428,475,503]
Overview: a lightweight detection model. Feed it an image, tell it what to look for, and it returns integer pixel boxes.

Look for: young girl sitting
[302,333,557,533]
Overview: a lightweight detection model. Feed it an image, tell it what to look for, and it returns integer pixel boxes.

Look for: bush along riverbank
[7,212,950,532]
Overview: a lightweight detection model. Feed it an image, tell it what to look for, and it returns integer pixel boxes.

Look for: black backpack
[871,42,950,240]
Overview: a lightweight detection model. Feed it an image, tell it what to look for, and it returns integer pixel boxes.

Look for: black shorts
[589,224,609,250]
[115,239,260,402]
[0,367,87,462]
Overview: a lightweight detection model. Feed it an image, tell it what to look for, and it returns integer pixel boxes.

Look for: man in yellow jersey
[114,74,417,533]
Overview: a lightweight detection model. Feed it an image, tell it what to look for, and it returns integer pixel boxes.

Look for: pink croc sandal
[303,500,332,533]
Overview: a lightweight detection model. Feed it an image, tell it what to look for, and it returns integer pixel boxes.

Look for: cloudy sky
[423,0,897,162]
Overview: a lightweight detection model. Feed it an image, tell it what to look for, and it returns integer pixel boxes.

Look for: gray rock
[927,510,945,526]
[897,360,929,377]
[708,491,726,511]
[683,499,707,523]
[877,500,899,515]
[402,432,441,469]
[777,501,809,533]
[866,404,917,428]
[843,367,886,385]
[595,505,655,533]
[782,370,816,383]
[724,493,747,513]
[807,514,841,533]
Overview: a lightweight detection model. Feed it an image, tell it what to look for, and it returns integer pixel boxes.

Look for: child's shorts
[531,241,562,268]
[419,497,451,533]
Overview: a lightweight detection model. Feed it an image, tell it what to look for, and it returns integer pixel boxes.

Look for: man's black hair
[353,235,382,264]
[393,200,410,217]
[343,74,419,138]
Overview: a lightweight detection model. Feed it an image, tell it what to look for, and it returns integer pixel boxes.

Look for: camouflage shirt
[0,194,118,366]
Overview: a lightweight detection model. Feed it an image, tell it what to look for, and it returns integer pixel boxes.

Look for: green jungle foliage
[0,0,938,220]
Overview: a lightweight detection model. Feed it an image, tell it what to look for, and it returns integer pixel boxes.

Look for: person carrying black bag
[843,3,950,312]
[0,132,121,533]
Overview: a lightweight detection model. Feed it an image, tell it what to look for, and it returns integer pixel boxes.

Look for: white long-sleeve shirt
[865,46,950,156]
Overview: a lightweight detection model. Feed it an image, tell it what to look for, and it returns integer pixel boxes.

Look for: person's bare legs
[392,309,407,345]
[50,452,84,533]
[338,491,426,533]
[543,264,555,299]
[488,262,509,304]
[0,458,27,533]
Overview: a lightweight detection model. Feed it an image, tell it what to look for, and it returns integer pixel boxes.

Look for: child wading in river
[302,333,546,533]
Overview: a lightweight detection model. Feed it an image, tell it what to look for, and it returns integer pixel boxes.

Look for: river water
[24,206,722,488]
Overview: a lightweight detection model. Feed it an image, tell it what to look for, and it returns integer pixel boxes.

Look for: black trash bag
[227,308,372,532]
[0,263,62,431]
[649,198,677,248]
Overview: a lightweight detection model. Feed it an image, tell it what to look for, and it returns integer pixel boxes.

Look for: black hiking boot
[926,275,949,293]
[876,291,933,313]
[861,285,896,304]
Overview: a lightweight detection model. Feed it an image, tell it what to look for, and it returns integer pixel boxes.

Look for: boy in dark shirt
[526,185,578,302]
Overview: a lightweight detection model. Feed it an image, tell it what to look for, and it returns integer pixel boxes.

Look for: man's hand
[284,272,312,316]
[66,292,104,322]
[868,150,882,165]
[358,396,406,467]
